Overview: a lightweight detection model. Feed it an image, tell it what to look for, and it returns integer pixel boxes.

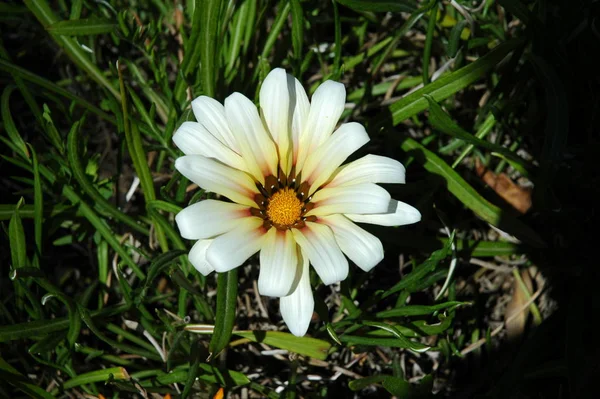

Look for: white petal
[206,217,266,272]
[327,154,406,188]
[225,92,279,182]
[292,222,348,285]
[320,214,383,272]
[258,229,299,297]
[301,122,369,195]
[280,250,313,337]
[188,239,215,276]
[289,76,310,168]
[191,96,239,152]
[172,122,247,172]
[175,155,259,207]
[296,80,346,171]
[307,183,391,217]
[346,199,421,226]
[175,200,251,240]
[260,68,291,169]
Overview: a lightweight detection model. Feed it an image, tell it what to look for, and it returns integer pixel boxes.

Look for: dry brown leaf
[505,269,534,340]
[475,159,532,214]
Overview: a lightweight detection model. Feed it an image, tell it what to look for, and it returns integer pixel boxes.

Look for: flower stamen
[266,188,303,228]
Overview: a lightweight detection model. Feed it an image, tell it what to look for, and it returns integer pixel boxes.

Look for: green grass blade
[28,145,43,267]
[0,59,115,123]
[290,0,304,74]
[234,331,332,360]
[9,198,27,269]
[1,85,29,160]
[387,39,524,125]
[61,367,129,390]
[400,137,545,247]
[46,18,117,35]
[209,269,238,359]
[199,0,224,97]
[425,95,533,170]
[23,0,121,100]
[66,120,149,235]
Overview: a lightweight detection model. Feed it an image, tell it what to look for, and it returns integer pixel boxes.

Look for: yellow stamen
[266,188,302,227]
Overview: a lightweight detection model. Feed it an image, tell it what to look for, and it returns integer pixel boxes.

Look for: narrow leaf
[209,270,238,359]
[46,18,116,36]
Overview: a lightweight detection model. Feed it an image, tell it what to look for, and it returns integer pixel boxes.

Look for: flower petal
[172,122,247,172]
[345,199,421,226]
[260,68,291,169]
[296,80,346,171]
[327,154,406,188]
[292,222,348,285]
[206,217,266,272]
[258,229,299,297]
[225,92,279,183]
[289,76,310,168]
[175,200,251,240]
[280,250,313,337]
[307,183,391,217]
[188,239,215,276]
[175,155,259,207]
[301,122,369,195]
[191,96,239,152]
[320,214,383,272]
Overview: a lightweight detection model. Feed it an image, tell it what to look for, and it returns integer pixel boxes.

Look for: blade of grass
[386,38,524,126]
[46,18,117,36]
[117,61,168,251]
[400,137,545,247]
[208,269,238,360]
[67,120,149,235]
[23,0,121,100]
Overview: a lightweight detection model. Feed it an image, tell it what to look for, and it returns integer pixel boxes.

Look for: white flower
[173,68,421,336]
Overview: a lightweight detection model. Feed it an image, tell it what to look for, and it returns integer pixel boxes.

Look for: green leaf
[67,120,149,235]
[137,250,187,302]
[0,303,129,342]
[182,340,202,398]
[447,20,468,58]
[226,0,252,75]
[375,301,467,318]
[259,2,291,64]
[143,364,250,387]
[62,367,129,389]
[290,0,304,73]
[209,270,238,359]
[339,335,425,349]
[383,233,453,298]
[1,85,29,160]
[0,356,55,399]
[46,18,116,36]
[0,59,115,123]
[400,137,545,247]
[28,145,43,267]
[349,375,387,391]
[332,0,342,79]
[234,330,332,360]
[199,0,224,97]
[23,0,121,99]
[362,321,430,352]
[350,374,433,397]
[387,39,524,125]
[422,4,437,85]
[336,0,417,13]
[424,95,532,170]
[9,198,27,269]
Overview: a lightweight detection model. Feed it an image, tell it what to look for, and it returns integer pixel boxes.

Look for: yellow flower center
[266,188,303,227]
